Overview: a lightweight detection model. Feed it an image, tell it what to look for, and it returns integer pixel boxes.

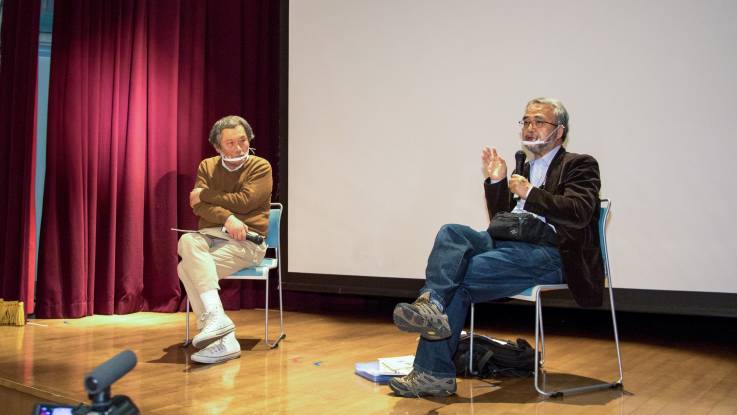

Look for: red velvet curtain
[0,0,41,313]
[36,0,281,318]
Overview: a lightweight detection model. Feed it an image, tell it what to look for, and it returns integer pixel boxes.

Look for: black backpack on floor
[453,333,537,378]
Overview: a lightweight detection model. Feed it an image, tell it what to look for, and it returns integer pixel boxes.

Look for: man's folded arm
[190,160,229,223]
[524,155,600,229]
[193,201,233,225]
[198,162,272,214]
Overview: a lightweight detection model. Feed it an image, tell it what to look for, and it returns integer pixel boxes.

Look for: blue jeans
[413,224,563,377]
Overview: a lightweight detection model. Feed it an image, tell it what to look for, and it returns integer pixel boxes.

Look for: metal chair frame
[183,202,286,349]
[469,199,623,397]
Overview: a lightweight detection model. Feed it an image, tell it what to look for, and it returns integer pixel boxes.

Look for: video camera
[33,350,139,415]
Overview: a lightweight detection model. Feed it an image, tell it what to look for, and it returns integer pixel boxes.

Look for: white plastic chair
[468,199,623,397]
[184,202,286,349]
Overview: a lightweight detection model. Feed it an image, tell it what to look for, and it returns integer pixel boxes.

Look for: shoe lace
[201,310,225,329]
[414,298,439,317]
[403,370,422,387]
[203,339,226,354]
[210,341,226,353]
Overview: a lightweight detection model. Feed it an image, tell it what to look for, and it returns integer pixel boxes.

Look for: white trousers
[177,230,267,321]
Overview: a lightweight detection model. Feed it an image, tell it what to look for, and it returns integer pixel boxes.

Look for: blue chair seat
[509,284,568,301]
[230,258,279,278]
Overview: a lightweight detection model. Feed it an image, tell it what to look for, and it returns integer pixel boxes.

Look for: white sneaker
[192,309,235,349]
[191,332,241,364]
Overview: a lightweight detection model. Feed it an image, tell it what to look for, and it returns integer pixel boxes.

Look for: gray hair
[527,97,569,140]
[208,115,255,147]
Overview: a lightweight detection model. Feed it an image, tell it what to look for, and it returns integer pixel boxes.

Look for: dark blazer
[484,147,605,307]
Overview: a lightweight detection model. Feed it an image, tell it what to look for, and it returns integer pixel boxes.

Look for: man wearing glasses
[390,97,604,397]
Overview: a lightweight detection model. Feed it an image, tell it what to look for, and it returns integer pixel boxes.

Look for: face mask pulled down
[520,125,561,151]
[219,148,254,172]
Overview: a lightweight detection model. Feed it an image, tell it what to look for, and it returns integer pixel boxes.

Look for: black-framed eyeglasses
[518,119,559,129]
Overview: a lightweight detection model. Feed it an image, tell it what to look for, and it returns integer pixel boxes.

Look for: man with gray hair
[178,115,272,364]
[390,98,604,396]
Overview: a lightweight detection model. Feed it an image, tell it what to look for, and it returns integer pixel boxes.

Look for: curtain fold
[0,0,41,314]
[36,0,281,318]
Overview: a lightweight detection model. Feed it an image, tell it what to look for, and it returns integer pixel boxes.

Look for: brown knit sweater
[193,155,272,236]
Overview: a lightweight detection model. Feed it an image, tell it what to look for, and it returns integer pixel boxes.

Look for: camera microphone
[85,350,137,396]
[34,350,140,415]
[83,350,139,413]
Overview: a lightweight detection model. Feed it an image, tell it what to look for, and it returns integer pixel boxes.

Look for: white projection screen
[288,0,737,296]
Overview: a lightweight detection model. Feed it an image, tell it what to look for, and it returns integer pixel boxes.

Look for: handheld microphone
[220,225,265,244]
[515,150,526,177]
[246,231,265,245]
[513,151,527,200]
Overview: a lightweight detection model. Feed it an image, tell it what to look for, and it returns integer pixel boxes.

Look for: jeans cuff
[419,288,445,312]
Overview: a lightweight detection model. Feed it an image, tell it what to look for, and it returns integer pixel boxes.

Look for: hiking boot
[192,309,235,349]
[389,369,456,397]
[191,332,241,364]
[393,292,451,340]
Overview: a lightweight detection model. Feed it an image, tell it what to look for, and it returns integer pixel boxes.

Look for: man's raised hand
[482,147,507,181]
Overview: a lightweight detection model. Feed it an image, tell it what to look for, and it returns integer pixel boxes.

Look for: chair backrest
[266,202,283,250]
[599,199,611,278]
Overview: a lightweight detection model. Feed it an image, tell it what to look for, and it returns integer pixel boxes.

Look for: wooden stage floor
[1,307,736,414]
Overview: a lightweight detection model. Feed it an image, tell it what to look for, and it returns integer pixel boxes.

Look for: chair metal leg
[533,287,624,398]
[537,290,546,366]
[264,271,270,346]
[276,262,286,344]
[608,277,624,386]
[182,299,191,347]
[533,294,544,395]
[469,303,476,375]
[263,260,286,349]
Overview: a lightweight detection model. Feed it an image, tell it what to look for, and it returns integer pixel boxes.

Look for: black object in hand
[515,150,526,177]
[246,231,265,245]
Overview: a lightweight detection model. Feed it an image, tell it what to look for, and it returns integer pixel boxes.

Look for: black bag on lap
[453,333,537,378]
[487,211,558,247]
